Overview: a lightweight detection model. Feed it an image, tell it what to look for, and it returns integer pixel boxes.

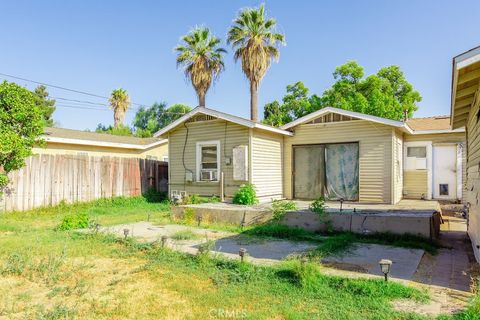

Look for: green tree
[0,81,44,191]
[263,62,422,126]
[33,85,56,126]
[109,88,130,128]
[95,124,133,136]
[175,27,226,107]
[320,61,421,120]
[133,103,191,137]
[227,4,285,122]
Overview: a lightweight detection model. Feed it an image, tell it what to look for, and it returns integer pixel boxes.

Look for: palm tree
[175,27,226,107]
[109,88,130,128]
[227,4,285,121]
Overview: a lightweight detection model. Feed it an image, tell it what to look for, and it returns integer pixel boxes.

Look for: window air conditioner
[201,170,217,181]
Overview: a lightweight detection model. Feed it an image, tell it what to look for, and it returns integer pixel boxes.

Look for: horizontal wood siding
[465,87,480,262]
[168,120,249,198]
[251,129,283,200]
[403,171,428,199]
[283,120,393,203]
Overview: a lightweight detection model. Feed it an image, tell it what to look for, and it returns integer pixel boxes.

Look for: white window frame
[196,140,221,182]
[404,141,432,199]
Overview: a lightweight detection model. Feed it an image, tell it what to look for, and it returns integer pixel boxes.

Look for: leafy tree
[263,62,421,126]
[95,124,133,136]
[109,88,130,128]
[320,61,421,120]
[33,85,56,126]
[175,27,226,107]
[133,103,191,137]
[227,4,285,121]
[0,81,44,192]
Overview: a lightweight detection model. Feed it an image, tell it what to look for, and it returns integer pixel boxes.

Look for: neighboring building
[34,127,168,160]
[450,46,480,262]
[156,106,465,204]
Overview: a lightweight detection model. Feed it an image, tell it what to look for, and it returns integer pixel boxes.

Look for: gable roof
[44,127,167,150]
[451,45,480,129]
[279,107,408,130]
[406,116,451,131]
[153,106,293,137]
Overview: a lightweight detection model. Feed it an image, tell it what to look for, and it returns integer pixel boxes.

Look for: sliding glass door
[293,143,359,201]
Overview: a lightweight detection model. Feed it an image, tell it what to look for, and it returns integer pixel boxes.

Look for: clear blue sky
[1,1,479,130]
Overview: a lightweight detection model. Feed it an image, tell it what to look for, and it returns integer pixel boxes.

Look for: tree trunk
[198,92,206,107]
[250,81,258,122]
[114,109,124,128]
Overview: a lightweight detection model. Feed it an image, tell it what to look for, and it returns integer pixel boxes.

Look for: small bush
[183,208,195,224]
[309,196,326,214]
[143,187,167,203]
[270,200,297,221]
[56,212,91,231]
[2,253,29,275]
[288,260,322,289]
[232,184,258,205]
[183,194,219,205]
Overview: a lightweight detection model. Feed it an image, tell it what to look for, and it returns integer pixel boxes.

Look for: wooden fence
[0,154,168,212]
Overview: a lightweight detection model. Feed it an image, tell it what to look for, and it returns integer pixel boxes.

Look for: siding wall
[392,129,404,203]
[465,87,480,262]
[403,171,428,199]
[251,129,283,200]
[33,142,168,160]
[283,120,394,203]
[168,120,249,198]
[403,132,466,199]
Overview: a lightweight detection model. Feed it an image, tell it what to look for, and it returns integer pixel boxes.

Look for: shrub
[143,187,167,203]
[270,200,297,221]
[183,194,220,205]
[56,212,91,231]
[232,184,258,205]
[309,196,326,214]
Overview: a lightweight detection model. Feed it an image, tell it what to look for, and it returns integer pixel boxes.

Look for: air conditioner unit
[201,170,217,181]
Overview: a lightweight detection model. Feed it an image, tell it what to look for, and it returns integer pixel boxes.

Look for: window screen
[407,146,426,158]
[201,146,218,169]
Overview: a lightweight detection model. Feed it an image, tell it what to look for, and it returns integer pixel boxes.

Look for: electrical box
[185,171,193,182]
[233,145,248,181]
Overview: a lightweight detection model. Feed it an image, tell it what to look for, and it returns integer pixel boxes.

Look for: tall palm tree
[227,4,285,121]
[175,27,226,107]
[109,88,130,128]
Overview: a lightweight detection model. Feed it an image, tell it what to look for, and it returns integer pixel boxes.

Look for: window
[407,146,426,158]
[146,155,158,160]
[439,184,449,196]
[196,141,220,181]
[162,156,169,162]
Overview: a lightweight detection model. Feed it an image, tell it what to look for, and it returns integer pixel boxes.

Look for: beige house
[34,127,169,160]
[450,46,480,263]
[156,106,465,205]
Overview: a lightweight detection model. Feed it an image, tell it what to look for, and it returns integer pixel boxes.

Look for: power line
[0,72,149,108]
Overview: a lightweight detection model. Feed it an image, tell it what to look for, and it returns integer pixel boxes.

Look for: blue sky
[1,1,479,130]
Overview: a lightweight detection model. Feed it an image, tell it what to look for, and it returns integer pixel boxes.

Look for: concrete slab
[322,244,425,280]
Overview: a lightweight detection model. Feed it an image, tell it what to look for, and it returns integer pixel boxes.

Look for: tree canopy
[263,61,422,126]
[227,4,285,121]
[0,81,44,191]
[175,27,226,107]
[33,85,56,127]
[133,103,191,137]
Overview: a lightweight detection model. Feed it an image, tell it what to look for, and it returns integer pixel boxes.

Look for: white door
[433,145,457,199]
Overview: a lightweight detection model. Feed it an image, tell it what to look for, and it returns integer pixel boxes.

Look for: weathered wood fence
[0,154,168,212]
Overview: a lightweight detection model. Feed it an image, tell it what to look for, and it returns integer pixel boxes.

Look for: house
[155,106,464,204]
[34,127,168,160]
[450,46,480,262]
[154,107,292,202]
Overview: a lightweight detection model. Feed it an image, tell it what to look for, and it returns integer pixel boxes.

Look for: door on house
[293,143,359,200]
[433,145,457,199]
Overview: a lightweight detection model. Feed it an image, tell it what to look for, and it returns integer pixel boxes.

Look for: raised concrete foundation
[281,210,441,239]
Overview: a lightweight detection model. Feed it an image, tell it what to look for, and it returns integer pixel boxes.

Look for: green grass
[171,230,201,240]
[244,223,441,255]
[0,197,475,319]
